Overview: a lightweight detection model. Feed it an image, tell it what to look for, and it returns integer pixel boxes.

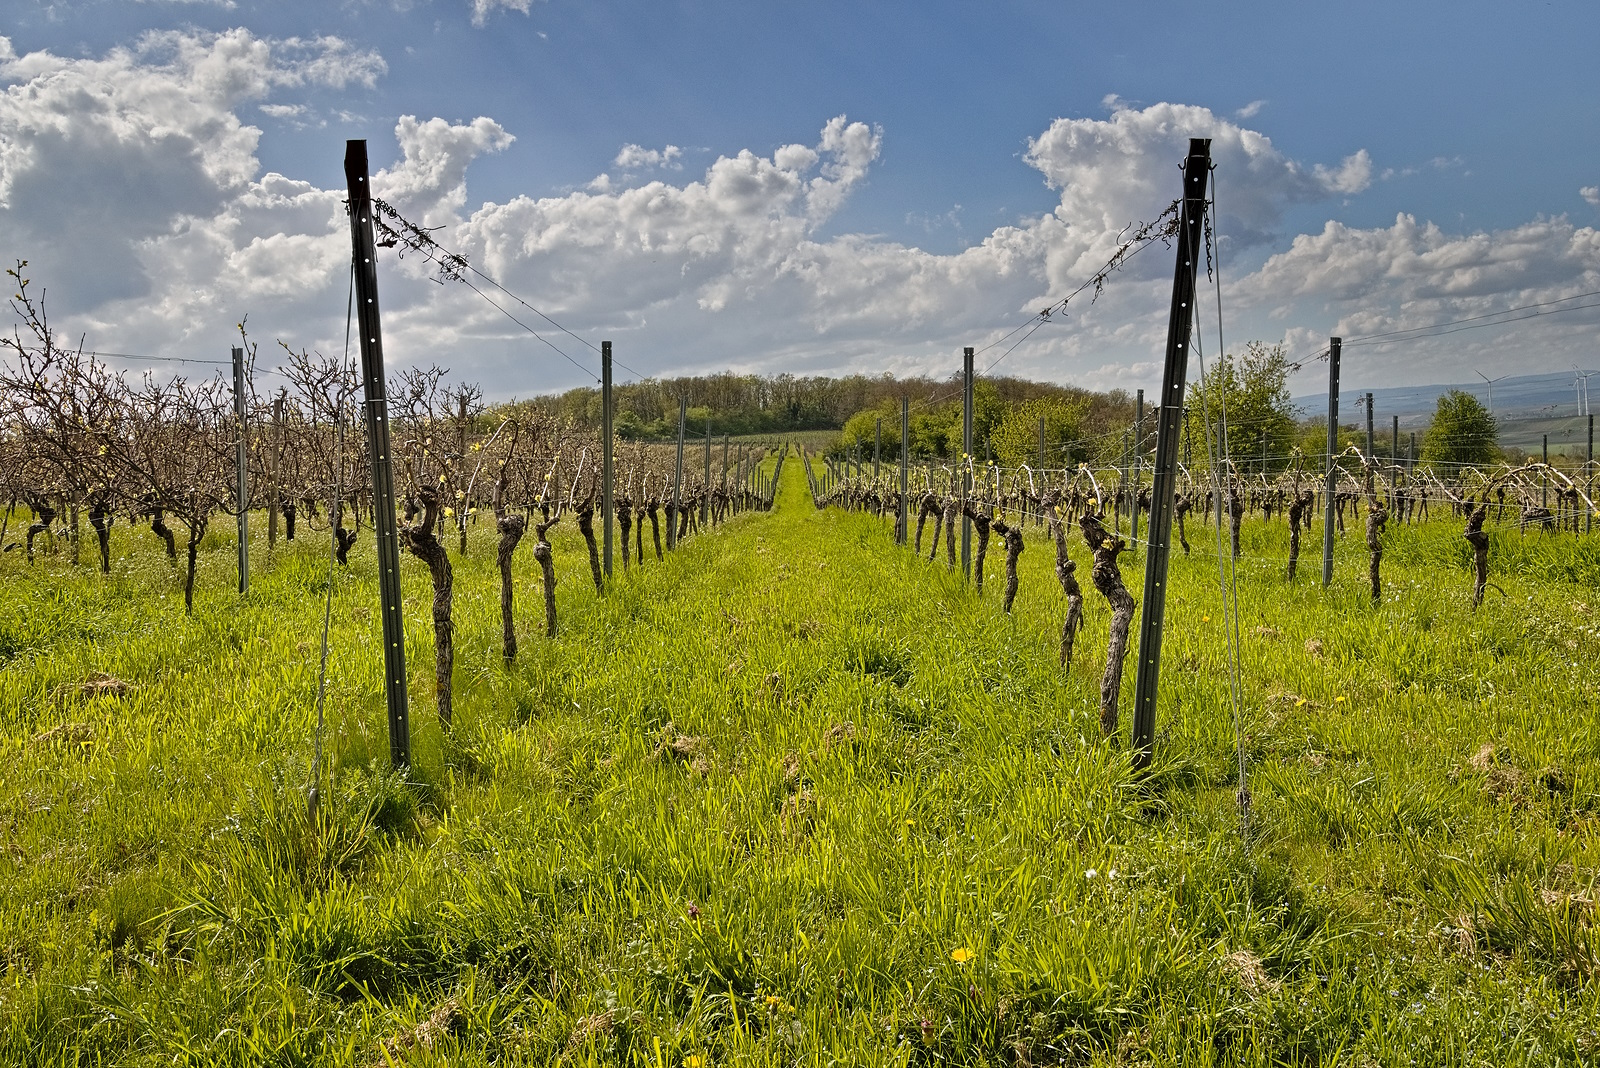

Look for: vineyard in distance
[3,275,1600,1060]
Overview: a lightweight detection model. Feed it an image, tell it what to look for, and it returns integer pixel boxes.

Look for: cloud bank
[1,29,1595,396]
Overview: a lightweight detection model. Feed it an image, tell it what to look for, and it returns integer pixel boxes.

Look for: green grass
[1,463,1597,1065]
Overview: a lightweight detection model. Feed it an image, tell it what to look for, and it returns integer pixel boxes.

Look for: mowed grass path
[1,458,1598,1065]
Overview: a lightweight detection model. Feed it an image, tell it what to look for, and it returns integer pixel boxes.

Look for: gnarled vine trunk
[25,499,54,564]
[914,493,937,556]
[181,511,207,615]
[1079,512,1134,737]
[991,519,1024,613]
[647,501,663,561]
[1366,500,1388,603]
[533,514,560,638]
[495,511,526,659]
[150,507,177,561]
[616,496,632,574]
[333,502,358,565]
[1464,501,1490,609]
[402,489,454,730]
[967,504,992,593]
[1286,490,1312,580]
[576,498,604,592]
[88,498,113,573]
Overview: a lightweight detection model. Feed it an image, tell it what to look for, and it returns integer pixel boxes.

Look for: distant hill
[1291,371,1595,457]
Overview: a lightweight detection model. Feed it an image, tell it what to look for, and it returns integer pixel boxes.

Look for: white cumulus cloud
[613,144,683,170]
[469,0,536,27]
[0,29,383,311]
[1231,213,1600,384]
[1,40,1593,398]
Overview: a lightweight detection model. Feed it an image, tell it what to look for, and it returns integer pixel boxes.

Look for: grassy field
[2,459,1598,1065]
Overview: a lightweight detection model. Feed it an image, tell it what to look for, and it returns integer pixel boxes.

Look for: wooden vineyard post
[899,396,910,545]
[601,341,613,578]
[670,397,685,550]
[1131,388,1143,554]
[344,138,410,768]
[961,346,974,581]
[702,418,711,526]
[232,345,249,594]
[1129,136,1211,769]
[1323,337,1341,588]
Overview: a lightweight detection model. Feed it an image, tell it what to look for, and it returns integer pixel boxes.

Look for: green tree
[1185,342,1299,469]
[1421,389,1498,468]
[989,396,1090,470]
[837,404,902,459]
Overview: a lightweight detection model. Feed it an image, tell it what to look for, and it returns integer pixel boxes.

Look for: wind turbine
[1474,369,1508,412]
[1575,366,1599,417]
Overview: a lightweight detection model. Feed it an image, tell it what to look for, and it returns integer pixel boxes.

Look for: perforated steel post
[1129,137,1211,769]
[344,139,409,767]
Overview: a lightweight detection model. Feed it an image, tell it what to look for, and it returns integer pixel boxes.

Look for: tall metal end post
[344,138,409,768]
[899,396,910,545]
[1130,137,1211,770]
[232,345,249,595]
[961,346,974,580]
[601,341,613,578]
[1322,337,1341,588]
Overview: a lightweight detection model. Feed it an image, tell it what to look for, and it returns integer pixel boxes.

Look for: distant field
[2,457,1598,1064]
[1497,409,1594,458]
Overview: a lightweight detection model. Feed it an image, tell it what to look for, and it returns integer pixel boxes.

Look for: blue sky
[4,0,1598,399]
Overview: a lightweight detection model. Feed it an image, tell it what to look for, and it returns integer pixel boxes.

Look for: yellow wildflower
[950,947,975,964]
